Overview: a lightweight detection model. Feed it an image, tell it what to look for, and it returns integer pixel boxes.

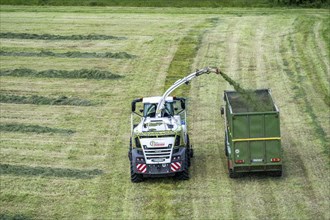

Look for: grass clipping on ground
[0,68,123,80]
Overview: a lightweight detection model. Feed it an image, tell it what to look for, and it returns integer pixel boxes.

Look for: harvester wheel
[175,152,189,180]
[130,163,143,183]
[186,135,193,157]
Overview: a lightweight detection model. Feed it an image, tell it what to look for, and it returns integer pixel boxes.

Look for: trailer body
[222,89,282,177]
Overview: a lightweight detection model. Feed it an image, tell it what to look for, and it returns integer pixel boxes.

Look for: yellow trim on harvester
[232,137,281,142]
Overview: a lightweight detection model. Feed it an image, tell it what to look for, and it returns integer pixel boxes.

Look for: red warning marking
[171,162,181,172]
[136,164,147,173]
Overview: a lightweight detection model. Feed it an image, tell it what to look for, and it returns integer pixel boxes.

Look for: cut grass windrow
[0,68,123,80]
[0,214,32,220]
[165,18,218,97]
[0,50,135,59]
[281,33,329,155]
[0,94,95,106]
[0,164,103,179]
[0,123,75,134]
[0,32,126,40]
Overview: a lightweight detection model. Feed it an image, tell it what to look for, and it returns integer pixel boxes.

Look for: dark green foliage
[0,0,328,7]
[0,50,135,59]
[0,213,32,220]
[0,123,75,134]
[0,94,94,106]
[0,32,125,40]
[0,164,103,179]
[274,0,329,7]
[0,68,123,80]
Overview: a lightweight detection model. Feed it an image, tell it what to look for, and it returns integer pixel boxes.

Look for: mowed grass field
[0,5,329,220]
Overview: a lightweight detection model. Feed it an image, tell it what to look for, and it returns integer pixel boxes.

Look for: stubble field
[0,6,329,220]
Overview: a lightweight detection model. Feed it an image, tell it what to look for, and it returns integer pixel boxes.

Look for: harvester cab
[129,67,219,182]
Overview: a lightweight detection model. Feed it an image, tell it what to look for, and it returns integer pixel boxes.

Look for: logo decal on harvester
[150,140,165,147]
[171,162,181,172]
[136,164,147,173]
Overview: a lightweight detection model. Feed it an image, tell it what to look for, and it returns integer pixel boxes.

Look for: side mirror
[181,100,185,109]
[220,107,224,115]
[132,102,136,112]
[131,98,143,112]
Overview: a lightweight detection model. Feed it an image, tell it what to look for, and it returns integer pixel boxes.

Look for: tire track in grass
[134,18,219,220]
[272,18,328,218]
[223,16,274,219]
[291,17,329,107]
[248,17,282,219]
[222,17,243,220]
[285,19,329,154]
[258,16,327,219]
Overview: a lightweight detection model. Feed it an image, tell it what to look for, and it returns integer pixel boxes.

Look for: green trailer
[221,89,282,178]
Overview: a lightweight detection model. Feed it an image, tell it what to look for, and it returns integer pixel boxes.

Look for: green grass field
[0,5,329,220]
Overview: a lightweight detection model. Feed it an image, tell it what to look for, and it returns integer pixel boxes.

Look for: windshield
[144,102,174,117]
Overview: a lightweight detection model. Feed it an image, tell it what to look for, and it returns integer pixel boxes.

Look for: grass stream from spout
[218,70,274,112]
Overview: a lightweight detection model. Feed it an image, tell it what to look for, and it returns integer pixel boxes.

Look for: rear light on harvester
[235,159,245,164]
[271,158,281,162]
[172,156,181,161]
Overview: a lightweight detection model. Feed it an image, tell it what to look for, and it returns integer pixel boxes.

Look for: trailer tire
[229,169,238,178]
[270,170,282,177]
[130,163,143,183]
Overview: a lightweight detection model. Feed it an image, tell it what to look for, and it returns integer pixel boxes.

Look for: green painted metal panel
[234,142,249,162]
[265,114,280,137]
[265,140,281,162]
[250,141,265,164]
[249,115,264,138]
[233,115,249,138]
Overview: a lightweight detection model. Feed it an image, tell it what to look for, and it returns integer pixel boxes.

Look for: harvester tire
[175,152,189,180]
[186,135,193,158]
[130,163,143,183]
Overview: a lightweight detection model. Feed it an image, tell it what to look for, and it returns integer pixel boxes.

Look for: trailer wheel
[130,163,143,183]
[228,159,238,178]
[224,136,228,157]
[229,169,238,178]
[175,151,189,180]
[270,170,282,177]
